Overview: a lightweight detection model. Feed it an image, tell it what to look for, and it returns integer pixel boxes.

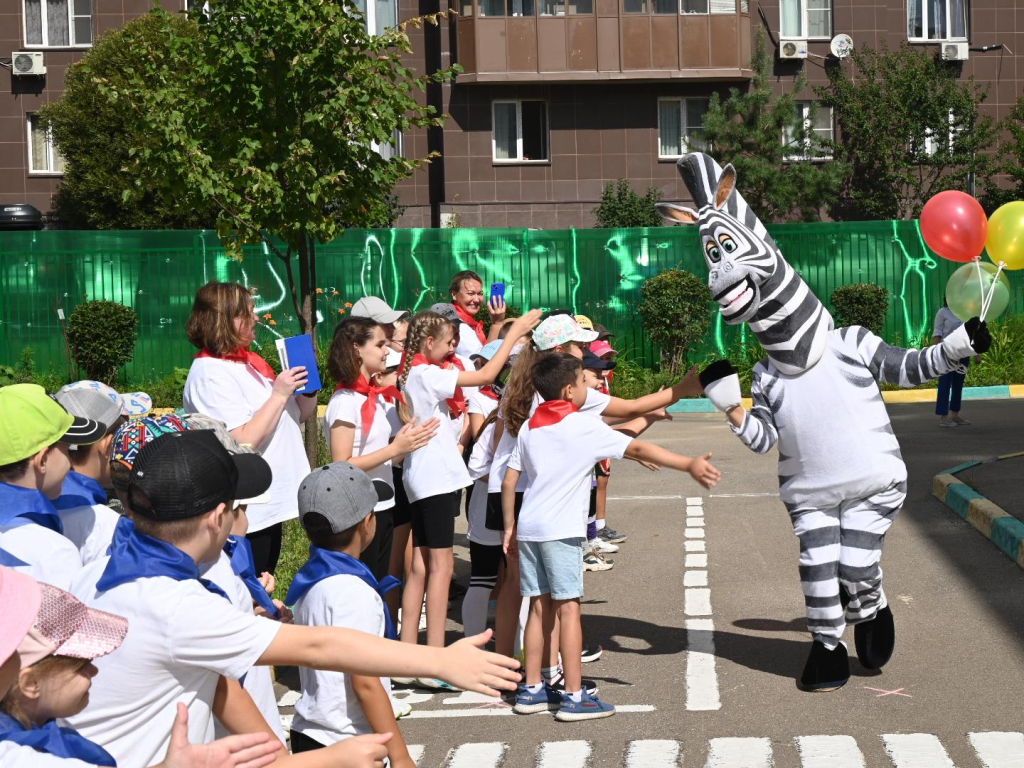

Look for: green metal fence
[2,224,1021,383]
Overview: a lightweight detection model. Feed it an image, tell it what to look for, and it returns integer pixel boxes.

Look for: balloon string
[980,262,1005,321]
[974,258,985,311]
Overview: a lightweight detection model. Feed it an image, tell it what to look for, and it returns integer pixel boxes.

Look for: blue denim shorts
[518,537,585,601]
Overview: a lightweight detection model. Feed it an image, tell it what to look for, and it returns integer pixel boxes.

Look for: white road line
[403,704,655,719]
[684,570,709,587]
[882,734,955,768]
[686,553,708,568]
[276,689,300,707]
[445,742,506,768]
[408,745,425,765]
[625,740,681,767]
[537,740,591,768]
[687,496,704,505]
[709,492,778,498]
[688,517,706,527]
[969,732,1024,767]
[705,737,773,767]
[609,494,686,501]
[685,528,706,539]
[443,691,501,705]
[686,505,704,516]
[685,588,713,616]
[795,735,866,768]
[685,618,720,711]
[685,540,707,552]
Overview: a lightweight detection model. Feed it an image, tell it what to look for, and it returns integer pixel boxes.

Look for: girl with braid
[395,309,540,690]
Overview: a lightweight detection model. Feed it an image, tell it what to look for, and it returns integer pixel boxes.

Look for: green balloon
[945,261,1011,321]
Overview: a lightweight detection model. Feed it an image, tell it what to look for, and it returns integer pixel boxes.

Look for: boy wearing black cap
[0,384,106,590]
[286,462,416,767]
[69,430,520,767]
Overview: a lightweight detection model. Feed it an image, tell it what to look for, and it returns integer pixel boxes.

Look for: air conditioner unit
[12,52,45,76]
[779,40,808,60]
[942,42,969,61]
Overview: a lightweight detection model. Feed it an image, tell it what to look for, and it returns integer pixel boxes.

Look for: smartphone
[490,283,506,302]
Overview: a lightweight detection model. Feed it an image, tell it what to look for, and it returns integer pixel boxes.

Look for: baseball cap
[298,462,394,534]
[428,303,461,323]
[0,566,42,666]
[17,583,128,668]
[110,414,191,477]
[350,297,409,325]
[182,414,271,506]
[57,380,152,418]
[0,384,106,465]
[532,315,598,351]
[583,349,617,371]
[384,348,403,370]
[128,430,272,521]
[574,315,594,330]
[593,323,614,341]
[472,339,504,362]
[55,388,120,436]
[590,340,619,358]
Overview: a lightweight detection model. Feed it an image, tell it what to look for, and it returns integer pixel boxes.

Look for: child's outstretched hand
[509,309,543,340]
[689,452,721,489]
[439,629,522,696]
[162,702,280,768]
[323,733,392,768]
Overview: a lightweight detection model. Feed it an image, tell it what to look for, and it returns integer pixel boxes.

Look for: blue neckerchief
[52,471,107,510]
[97,517,230,602]
[0,482,63,534]
[224,536,280,619]
[0,713,116,766]
[285,547,400,640]
[0,548,27,567]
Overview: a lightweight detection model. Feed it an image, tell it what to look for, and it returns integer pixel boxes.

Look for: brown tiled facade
[0,1,1021,228]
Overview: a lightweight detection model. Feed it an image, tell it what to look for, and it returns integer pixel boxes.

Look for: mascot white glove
[699,360,742,414]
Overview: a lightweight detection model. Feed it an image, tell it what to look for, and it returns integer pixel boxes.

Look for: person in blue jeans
[933,303,975,427]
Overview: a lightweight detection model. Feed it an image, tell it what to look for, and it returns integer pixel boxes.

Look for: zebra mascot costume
[658,153,991,691]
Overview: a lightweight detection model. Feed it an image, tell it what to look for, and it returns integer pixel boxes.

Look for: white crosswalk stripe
[795,735,866,767]
[705,737,773,767]
[625,739,681,767]
[445,742,507,768]
[536,740,591,768]
[968,732,1024,768]
[882,734,956,767]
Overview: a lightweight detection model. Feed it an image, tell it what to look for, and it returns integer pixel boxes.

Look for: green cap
[0,384,106,465]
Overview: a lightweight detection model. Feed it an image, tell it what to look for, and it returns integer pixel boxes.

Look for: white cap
[350,297,409,325]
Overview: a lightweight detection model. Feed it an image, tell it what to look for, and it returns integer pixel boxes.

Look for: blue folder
[275,334,322,394]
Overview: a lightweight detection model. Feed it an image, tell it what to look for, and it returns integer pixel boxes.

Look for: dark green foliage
[700,30,846,223]
[331,193,407,229]
[830,284,890,335]
[139,367,191,410]
[816,43,999,221]
[593,180,663,229]
[66,301,139,383]
[638,269,712,376]
[985,97,1024,212]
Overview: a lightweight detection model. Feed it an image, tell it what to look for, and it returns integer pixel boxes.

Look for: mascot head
[656,152,833,376]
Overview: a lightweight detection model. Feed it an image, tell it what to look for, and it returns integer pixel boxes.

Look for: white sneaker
[583,550,613,571]
[953,416,972,425]
[393,700,413,718]
[590,537,619,554]
[939,419,957,428]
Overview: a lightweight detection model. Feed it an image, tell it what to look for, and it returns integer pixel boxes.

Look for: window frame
[491,100,550,165]
[657,97,711,160]
[22,0,93,49]
[26,113,65,176]
[907,0,969,43]
[782,100,834,163]
[780,0,833,41]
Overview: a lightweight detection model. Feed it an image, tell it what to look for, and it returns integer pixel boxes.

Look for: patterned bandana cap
[532,314,599,351]
[18,583,128,668]
[110,414,191,470]
[60,380,152,417]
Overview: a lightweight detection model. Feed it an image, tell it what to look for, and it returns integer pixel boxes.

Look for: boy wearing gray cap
[285,462,416,767]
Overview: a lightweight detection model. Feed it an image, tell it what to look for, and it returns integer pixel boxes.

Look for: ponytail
[397,310,450,424]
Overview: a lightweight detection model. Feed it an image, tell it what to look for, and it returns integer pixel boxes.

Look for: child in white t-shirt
[504,353,720,722]
[395,308,541,681]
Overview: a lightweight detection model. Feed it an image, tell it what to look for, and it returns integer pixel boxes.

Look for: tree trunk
[297,233,320,469]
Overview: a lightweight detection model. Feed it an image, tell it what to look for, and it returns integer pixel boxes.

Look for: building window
[658,98,710,158]
[908,0,967,41]
[507,0,535,15]
[375,130,404,161]
[923,110,961,156]
[23,0,93,47]
[783,101,833,161]
[681,0,707,11]
[28,114,65,175]
[540,0,564,15]
[568,0,593,13]
[709,0,734,11]
[492,101,549,163]
[780,0,831,39]
[624,0,648,13]
[355,0,397,35]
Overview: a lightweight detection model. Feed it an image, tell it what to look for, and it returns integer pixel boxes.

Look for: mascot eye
[704,241,721,263]
[720,235,737,253]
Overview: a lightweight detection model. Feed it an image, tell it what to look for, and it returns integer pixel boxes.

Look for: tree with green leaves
[592,179,663,228]
[699,30,845,223]
[38,14,215,229]
[816,43,999,221]
[986,97,1024,212]
[637,268,711,376]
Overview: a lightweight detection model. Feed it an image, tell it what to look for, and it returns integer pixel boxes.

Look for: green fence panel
[1,224,1021,384]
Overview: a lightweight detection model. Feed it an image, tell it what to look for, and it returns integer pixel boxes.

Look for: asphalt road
[282,400,1024,767]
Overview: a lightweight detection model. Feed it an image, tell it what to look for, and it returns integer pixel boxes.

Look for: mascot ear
[714,164,737,210]
[656,203,699,225]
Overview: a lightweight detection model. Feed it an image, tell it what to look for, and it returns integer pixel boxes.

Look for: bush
[638,269,712,376]
[830,284,890,335]
[592,180,663,229]
[67,301,139,383]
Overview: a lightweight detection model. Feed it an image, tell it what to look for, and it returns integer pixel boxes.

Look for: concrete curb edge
[932,469,1024,571]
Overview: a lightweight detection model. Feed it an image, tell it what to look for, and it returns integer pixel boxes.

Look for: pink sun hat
[590,340,618,358]
[17,583,128,668]
[0,566,42,667]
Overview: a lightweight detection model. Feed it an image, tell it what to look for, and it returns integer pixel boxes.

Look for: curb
[932,467,1024,571]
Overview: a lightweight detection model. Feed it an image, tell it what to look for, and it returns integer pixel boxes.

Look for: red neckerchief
[411,353,467,418]
[529,400,580,430]
[197,348,276,382]
[335,375,405,440]
[478,386,499,401]
[453,303,486,346]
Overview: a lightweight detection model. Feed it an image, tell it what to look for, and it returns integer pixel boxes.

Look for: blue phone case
[490,283,505,300]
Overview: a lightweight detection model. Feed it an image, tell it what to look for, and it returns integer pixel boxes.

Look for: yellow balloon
[985,201,1024,270]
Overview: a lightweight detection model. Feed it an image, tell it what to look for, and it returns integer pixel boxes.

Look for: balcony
[454,0,753,82]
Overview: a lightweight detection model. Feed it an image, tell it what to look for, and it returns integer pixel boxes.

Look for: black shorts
[469,541,504,589]
[485,491,523,532]
[587,486,597,524]
[392,466,412,528]
[410,491,459,549]
[595,461,611,478]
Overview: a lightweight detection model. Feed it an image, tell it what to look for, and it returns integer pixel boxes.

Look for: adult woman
[449,270,506,359]
[933,302,975,428]
[183,282,316,574]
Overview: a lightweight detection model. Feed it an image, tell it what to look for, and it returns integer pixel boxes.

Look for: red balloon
[920,191,988,263]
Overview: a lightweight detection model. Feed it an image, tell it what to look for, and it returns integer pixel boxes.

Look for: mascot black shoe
[854,605,895,670]
[799,640,849,692]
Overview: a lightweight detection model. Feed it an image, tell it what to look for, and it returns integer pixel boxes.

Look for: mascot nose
[724,262,734,272]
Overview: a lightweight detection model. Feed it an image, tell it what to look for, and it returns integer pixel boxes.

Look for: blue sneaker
[513,684,561,714]
[554,690,616,722]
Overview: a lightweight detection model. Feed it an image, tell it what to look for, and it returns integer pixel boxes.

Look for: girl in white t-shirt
[325,318,440,581]
[395,309,540,670]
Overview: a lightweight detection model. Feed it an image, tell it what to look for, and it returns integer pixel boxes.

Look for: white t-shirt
[933,306,964,340]
[292,573,391,746]
[401,365,472,502]
[58,503,120,565]
[509,412,632,542]
[456,322,484,359]
[184,356,311,532]
[0,523,83,590]
[201,553,288,745]
[324,389,396,511]
[67,558,282,767]
[0,742,92,767]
